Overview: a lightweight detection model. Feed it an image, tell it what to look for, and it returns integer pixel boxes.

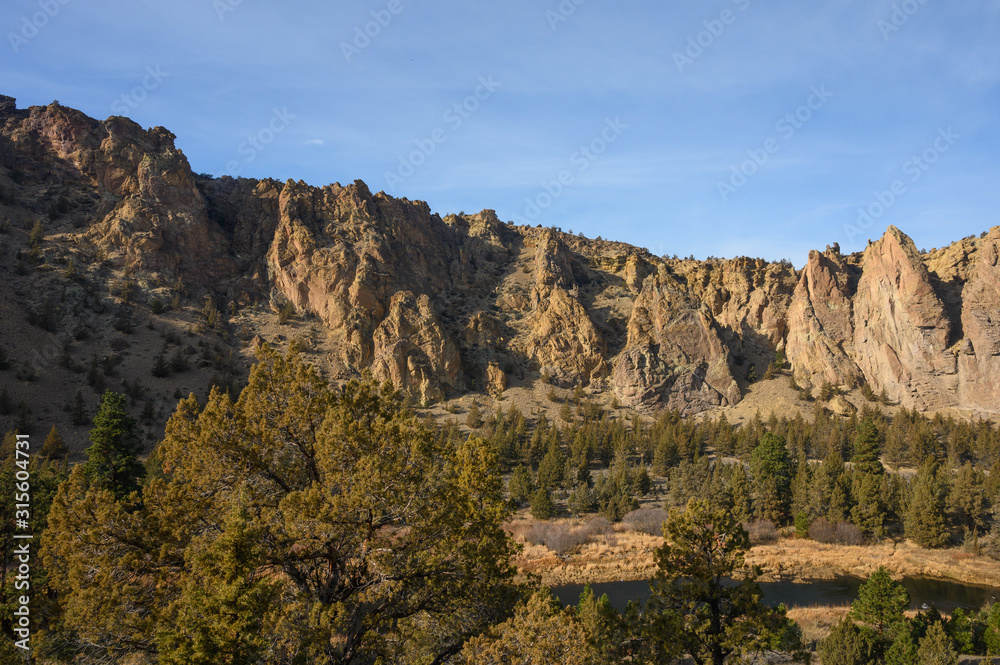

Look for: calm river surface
[553,576,1000,613]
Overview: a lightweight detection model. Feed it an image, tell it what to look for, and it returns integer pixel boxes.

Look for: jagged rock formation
[2,95,998,416]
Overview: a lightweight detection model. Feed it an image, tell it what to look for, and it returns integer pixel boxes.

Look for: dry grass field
[510,515,1000,590]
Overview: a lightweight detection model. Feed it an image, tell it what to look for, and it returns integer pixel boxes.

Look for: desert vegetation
[3,347,1000,663]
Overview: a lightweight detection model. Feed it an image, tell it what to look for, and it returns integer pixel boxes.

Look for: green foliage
[508,465,534,507]
[818,616,878,665]
[905,457,950,548]
[750,432,793,524]
[531,488,555,520]
[645,498,807,665]
[44,348,522,663]
[40,425,67,459]
[794,511,809,538]
[852,418,884,476]
[916,622,959,665]
[730,464,753,523]
[466,401,483,429]
[849,566,910,640]
[576,584,628,662]
[567,482,597,515]
[461,589,598,664]
[82,390,144,499]
[536,437,565,490]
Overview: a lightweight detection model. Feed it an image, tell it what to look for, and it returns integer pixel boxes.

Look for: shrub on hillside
[809,517,866,545]
[622,508,668,536]
[746,519,779,545]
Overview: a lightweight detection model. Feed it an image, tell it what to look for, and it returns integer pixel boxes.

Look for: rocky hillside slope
[0,95,997,448]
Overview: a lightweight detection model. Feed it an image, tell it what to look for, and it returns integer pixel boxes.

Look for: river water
[553,576,1000,613]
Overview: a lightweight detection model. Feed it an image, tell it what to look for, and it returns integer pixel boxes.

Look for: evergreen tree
[852,471,886,539]
[849,566,910,641]
[531,488,555,520]
[40,425,68,459]
[508,465,534,507]
[916,622,959,665]
[82,390,144,499]
[536,437,565,490]
[151,351,169,378]
[852,418,885,476]
[44,348,521,663]
[818,616,878,665]
[461,589,599,664]
[730,465,753,523]
[567,482,596,515]
[750,432,793,524]
[790,452,812,518]
[905,457,950,548]
[646,499,806,665]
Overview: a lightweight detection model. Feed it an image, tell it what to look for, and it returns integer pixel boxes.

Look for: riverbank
[512,520,1000,590]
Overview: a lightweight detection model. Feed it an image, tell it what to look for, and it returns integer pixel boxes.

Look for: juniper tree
[44,348,522,663]
[645,499,807,665]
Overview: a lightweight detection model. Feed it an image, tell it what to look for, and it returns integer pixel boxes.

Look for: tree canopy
[43,347,523,664]
[645,498,806,665]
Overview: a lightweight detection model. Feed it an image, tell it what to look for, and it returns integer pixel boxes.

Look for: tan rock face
[785,248,863,389]
[853,227,958,410]
[485,362,507,396]
[6,97,1000,417]
[371,291,460,403]
[612,271,739,411]
[525,232,608,387]
[957,229,1000,414]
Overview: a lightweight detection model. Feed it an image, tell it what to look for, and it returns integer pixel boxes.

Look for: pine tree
[852,471,886,538]
[849,566,910,640]
[508,465,534,506]
[790,452,812,517]
[531,488,555,520]
[466,401,483,429]
[40,425,68,459]
[852,418,884,476]
[44,348,521,663]
[151,351,169,378]
[82,390,144,499]
[536,437,565,490]
[916,622,959,665]
[905,457,950,548]
[646,499,807,665]
[730,465,753,523]
[750,432,793,524]
[819,616,878,665]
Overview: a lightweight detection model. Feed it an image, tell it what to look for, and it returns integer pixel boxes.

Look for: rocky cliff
[1,95,997,425]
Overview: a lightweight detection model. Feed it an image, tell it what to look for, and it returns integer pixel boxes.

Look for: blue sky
[3,0,999,265]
